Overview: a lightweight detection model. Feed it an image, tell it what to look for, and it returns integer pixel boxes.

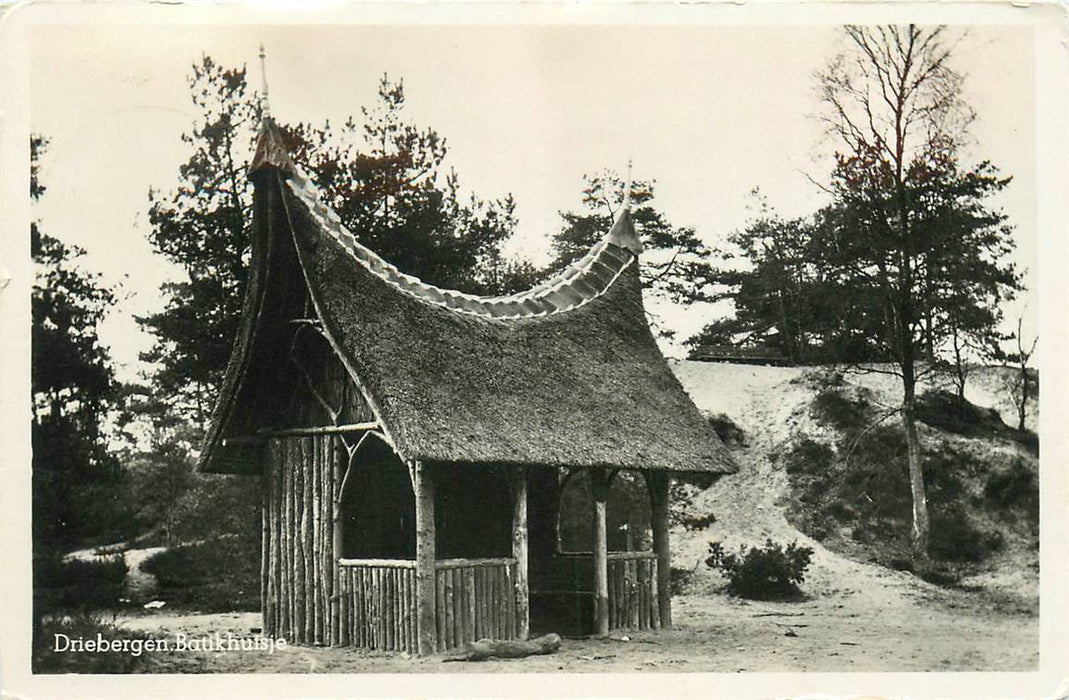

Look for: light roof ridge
[284,159,641,321]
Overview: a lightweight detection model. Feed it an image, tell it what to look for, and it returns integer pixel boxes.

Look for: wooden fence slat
[610,561,617,630]
[312,435,322,645]
[364,567,372,648]
[410,569,418,653]
[637,559,646,629]
[389,567,398,651]
[339,564,350,646]
[328,437,338,647]
[631,559,640,629]
[479,567,488,640]
[399,568,407,653]
[398,568,406,651]
[357,568,365,649]
[444,568,455,649]
[435,569,445,650]
[506,564,515,639]
[304,438,315,643]
[357,567,366,648]
[464,567,476,644]
[281,442,292,639]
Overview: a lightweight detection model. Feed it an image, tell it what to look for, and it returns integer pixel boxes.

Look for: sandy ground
[116,586,1035,673]
[105,362,1037,673]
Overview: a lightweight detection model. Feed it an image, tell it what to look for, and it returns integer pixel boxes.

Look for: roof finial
[258,43,271,121]
[623,157,634,211]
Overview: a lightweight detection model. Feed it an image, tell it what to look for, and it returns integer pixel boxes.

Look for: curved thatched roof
[200,122,736,476]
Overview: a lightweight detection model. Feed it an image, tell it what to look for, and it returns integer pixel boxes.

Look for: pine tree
[31,135,124,548]
[815,25,1022,559]
[141,62,530,419]
[551,170,716,336]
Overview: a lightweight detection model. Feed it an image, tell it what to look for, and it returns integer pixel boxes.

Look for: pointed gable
[200,121,736,476]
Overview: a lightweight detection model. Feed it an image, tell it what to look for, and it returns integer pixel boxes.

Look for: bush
[34,554,128,612]
[812,388,870,433]
[984,459,1038,517]
[916,390,1007,438]
[33,612,151,673]
[707,413,747,447]
[142,535,260,612]
[669,566,694,596]
[929,508,1003,563]
[705,539,814,601]
[783,438,836,476]
[678,512,718,531]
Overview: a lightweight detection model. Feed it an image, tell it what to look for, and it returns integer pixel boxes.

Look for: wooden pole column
[260,470,270,636]
[510,467,529,641]
[590,469,611,637]
[647,471,672,629]
[331,443,346,646]
[413,461,437,655]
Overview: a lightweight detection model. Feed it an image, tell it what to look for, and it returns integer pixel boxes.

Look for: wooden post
[510,467,530,641]
[590,469,611,637]
[331,442,346,646]
[647,470,672,629]
[413,461,437,655]
[261,468,269,634]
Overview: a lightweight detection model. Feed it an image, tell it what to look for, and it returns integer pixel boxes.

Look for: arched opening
[339,434,416,559]
[557,469,653,553]
[607,470,653,552]
[557,470,593,553]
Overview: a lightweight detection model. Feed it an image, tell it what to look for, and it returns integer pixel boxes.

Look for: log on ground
[441,633,561,662]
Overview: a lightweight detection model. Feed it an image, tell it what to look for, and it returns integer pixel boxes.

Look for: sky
[29,21,1036,382]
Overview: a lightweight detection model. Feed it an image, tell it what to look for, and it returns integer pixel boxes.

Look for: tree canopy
[693,25,1022,559]
[140,60,531,421]
[551,170,716,337]
[31,136,125,548]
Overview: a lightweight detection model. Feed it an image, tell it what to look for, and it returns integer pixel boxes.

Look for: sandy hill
[668,360,1038,610]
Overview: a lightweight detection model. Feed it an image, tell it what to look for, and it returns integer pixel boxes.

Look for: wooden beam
[413,461,437,655]
[222,422,380,444]
[646,471,672,629]
[339,558,417,569]
[590,469,611,637]
[510,467,529,641]
[434,557,517,570]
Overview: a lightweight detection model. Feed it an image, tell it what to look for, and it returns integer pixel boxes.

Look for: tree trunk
[901,369,930,561]
[1018,363,1029,431]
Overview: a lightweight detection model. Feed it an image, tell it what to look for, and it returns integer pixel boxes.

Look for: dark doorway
[340,437,416,559]
[434,464,511,559]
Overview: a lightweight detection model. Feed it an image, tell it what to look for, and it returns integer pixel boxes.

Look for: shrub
[669,566,694,596]
[929,508,1002,563]
[679,512,718,531]
[705,539,814,601]
[34,554,128,612]
[916,390,1007,438]
[33,612,151,673]
[142,535,260,612]
[812,388,870,433]
[783,438,836,476]
[707,413,747,447]
[984,459,1038,517]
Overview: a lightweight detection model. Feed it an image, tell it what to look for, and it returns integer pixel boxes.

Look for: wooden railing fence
[607,551,659,631]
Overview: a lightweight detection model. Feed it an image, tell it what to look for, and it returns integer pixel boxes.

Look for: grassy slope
[669,361,1038,610]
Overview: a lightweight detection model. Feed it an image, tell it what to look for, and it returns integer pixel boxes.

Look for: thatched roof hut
[200,118,736,655]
